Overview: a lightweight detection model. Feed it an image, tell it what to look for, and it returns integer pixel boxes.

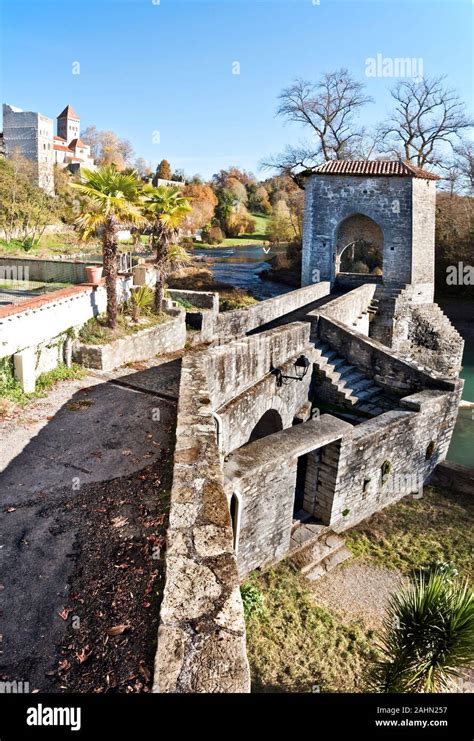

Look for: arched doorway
[336,214,383,275]
[248,409,283,443]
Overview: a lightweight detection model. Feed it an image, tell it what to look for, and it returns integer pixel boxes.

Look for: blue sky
[1,0,472,178]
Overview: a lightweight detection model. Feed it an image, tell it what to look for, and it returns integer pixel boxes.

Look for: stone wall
[72,310,186,371]
[0,256,100,285]
[153,350,250,693]
[311,284,376,336]
[212,282,330,343]
[411,178,436,294]
[223,416,350,576]
[329,387,463,531]
[317,315,457,395]
[206,322,312,409]
[216,353,312,455]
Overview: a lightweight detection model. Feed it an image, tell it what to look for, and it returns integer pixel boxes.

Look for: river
[195,245,473,468]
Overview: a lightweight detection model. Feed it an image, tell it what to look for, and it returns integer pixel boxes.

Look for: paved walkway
[0,356,181,690]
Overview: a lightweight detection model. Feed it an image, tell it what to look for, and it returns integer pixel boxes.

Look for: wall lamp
[274,354,311,387]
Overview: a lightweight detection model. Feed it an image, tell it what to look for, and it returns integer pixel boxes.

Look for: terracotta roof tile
[57,104,80,120]
[312,160,440,180]
[69,138,88,149]
[0,285,93,319]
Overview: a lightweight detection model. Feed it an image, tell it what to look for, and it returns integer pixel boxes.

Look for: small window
[425,441,436,460]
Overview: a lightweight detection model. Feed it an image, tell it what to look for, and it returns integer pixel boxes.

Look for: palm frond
[369,568,474,693]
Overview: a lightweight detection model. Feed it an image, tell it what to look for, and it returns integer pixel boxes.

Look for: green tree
[72,165,143,328]
[141,185,192,312]
[369,568,474,693]
[215,188,234,231]
[0,156,59,246]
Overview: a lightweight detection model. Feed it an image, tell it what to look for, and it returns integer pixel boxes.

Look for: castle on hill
[1,103,95,194]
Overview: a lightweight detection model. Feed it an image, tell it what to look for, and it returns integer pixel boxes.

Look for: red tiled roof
[54,135,67,141]
[0,285,96,320]
[54,144,73,152]
[312,160,440,180]
[68,138,88,149]
[58,104,80,120]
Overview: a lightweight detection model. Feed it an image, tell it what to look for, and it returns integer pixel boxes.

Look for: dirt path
[0,356,181,692]
[310,561,406,631]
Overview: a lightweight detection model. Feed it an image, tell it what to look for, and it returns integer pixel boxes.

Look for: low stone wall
[312,284,376,335]
[206,322,311,409]
[429,460,474,496]
[335,273,382,289]
[0,255,101,285]
[329,387,463,531]
[73,310,186,371]
[212,282,330,343]
[317,315,457,396]
[153,350,250,693]
[167,288,219,313]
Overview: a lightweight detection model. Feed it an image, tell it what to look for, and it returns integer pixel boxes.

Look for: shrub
[202,224,224,245]
[241,583,266,620]
[369,568,474,693]
[129,285,154,322]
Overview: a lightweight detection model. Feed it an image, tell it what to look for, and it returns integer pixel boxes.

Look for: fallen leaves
[106,624,130,637]
[75,645,93,664]
[58,607,73,621]
[111,516,128,529]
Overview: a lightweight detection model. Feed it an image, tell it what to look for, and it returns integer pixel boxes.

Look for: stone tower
[57,104,80,146]
[2,103,55,194]
[301,160,440,303]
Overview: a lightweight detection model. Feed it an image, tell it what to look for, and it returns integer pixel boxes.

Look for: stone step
[321,349,339,362]
[340,370,367,386]
[354,386,380,401]
[304,545,353,581]
[347,377,375,393]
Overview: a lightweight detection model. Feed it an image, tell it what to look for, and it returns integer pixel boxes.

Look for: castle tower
[2,103,55,194]
[301,160,440,303]
[57,104,80,145]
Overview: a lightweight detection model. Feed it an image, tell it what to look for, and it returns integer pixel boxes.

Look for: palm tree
[369,568,474,693]
[141,185,191,313]
[72,166,142,328]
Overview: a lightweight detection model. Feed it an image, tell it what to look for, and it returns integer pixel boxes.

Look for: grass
[243,563,377,693]
[346,486,474,582]
[244,486,473,693]
[199,212,272,248]
[0,359,86,416]
[78,310,170,345]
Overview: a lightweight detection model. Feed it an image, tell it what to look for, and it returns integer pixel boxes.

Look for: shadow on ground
[0,360,180,692]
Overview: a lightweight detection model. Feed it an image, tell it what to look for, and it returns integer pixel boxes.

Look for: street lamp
[274,354,311,387]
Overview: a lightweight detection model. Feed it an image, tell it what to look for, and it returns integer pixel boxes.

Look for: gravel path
[310,561,406,631]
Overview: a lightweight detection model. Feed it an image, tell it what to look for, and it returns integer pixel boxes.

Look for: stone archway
[248,409,283,444]
[336,213,384,276]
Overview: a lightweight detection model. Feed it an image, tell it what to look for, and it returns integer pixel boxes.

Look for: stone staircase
[313,341,397,416]
[369,282,410,347]
[289,521,352,581]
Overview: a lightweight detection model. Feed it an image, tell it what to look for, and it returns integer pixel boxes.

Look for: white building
[2,103,95,194]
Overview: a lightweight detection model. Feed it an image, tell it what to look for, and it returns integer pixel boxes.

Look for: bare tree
[380,76,472,168]
[453,140,474,193]
[261,69,374,185]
